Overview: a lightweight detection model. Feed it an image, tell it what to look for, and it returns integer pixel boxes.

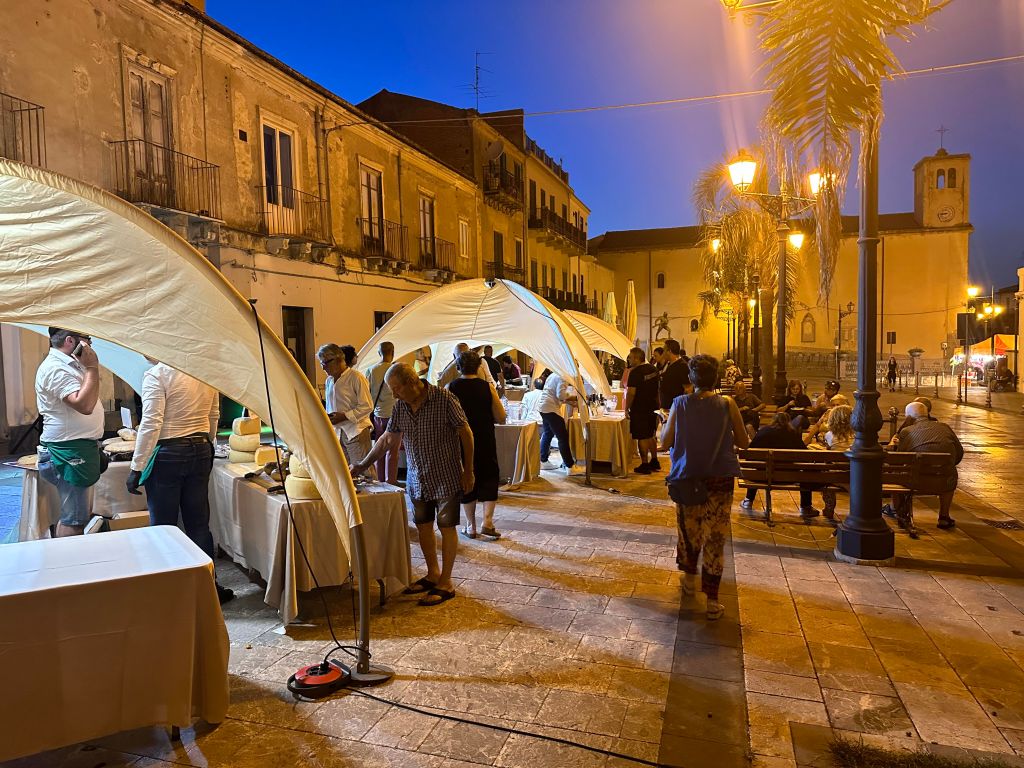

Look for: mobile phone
[72,340,85,358]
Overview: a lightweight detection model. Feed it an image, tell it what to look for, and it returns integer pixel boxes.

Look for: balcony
[419,235,457,275]
[528,207,587,253]
[483,261,525,285]
[256,185,329,244]
[112,139,221,220]
[483,162,523,213]
[0,91,46,167]
[357,217,409,265]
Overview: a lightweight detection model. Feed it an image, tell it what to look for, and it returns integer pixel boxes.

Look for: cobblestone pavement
[5,386,1023,768]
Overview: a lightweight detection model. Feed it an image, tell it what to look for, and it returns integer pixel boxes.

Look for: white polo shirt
[131,363,219,471]
[34,348,104,442]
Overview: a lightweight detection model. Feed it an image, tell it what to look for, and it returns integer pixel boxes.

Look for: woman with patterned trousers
[660,354,749,620]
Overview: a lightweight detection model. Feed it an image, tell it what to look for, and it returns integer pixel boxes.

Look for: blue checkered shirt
[387,383,468,501]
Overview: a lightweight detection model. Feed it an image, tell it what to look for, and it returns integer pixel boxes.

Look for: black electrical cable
[346,689,668,767]
[247,300,360,667]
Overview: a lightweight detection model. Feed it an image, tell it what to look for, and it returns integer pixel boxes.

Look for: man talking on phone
[34,328,104,536]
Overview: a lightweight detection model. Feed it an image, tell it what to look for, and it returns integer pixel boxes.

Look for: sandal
[937,517,956,530]
[418,587,456,607]
[402,577,436,595]
[706,601,725,621]
[479,526,501,539]
[459,527,478,540]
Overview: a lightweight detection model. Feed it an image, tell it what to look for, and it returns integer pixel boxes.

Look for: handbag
[667,395,729,507]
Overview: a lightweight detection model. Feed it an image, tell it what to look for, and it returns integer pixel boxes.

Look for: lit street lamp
[977,295,1004,408]
[836,301,855,380]
[727,149,817,405]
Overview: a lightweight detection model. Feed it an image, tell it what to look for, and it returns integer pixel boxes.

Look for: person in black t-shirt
[779,379,813,430]
[625,347,661,473]
[658,338,688,411]
[481,345,505,394]
[740,412,820,517]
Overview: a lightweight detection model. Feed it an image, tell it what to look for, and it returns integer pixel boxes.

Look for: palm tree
[758,0,949,300]
[693,159,802,386]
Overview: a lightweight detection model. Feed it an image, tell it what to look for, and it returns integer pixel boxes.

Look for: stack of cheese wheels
[227,413,261,463]
[285,454,321,500]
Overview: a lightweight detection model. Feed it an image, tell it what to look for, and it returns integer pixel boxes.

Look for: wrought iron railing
[256,184,329,242]
[111,139,221,219]
[483,261,525,284]
[358,217,408,261]
[0,91,46,167]
[483,163,524,209]
[420,236,457,272]
[528,207,586,251]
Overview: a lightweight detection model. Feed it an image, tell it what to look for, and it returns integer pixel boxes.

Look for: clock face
[937,205,955,223]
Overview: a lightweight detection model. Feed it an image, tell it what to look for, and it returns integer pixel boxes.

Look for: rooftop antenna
[467,51,494,112]
[936,124,950,150]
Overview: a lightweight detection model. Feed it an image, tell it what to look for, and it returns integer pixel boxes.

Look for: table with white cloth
[208,461,412,623]
[0,526,229,763]
[495,420,541,486]
[568,412,636,477]
[16,460,147,541]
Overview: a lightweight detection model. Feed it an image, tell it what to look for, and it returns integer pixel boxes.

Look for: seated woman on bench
[740,412,820,518]
[804,394,850,445]
[807,404,854,521]
[778,380,813,431]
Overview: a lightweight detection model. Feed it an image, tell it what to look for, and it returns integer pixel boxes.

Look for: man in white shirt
[437,342,495,389]
[366,340,401,485]
[318,343,375,476]
[34,328,105,536]
[538,371,581,474]
[519,378,545,424]
[126,361,232,603]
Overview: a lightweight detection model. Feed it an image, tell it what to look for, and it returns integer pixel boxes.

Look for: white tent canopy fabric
[355,279,611,398]
[563,311,633,361]
[0,159,361,553]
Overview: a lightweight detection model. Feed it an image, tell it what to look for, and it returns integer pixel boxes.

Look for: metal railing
[111,139,220,219]
[256,185,329,242]
[529,207,587,251]
[358,217,408,261]
[419,236,456,272]
[0,91,46,167]
[483,261,525,284]
[483,163,524,208]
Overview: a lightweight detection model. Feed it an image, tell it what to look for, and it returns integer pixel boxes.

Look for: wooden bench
[738,448,955,531]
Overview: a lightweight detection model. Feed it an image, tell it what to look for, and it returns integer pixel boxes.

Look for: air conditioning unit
[288,241,312,259]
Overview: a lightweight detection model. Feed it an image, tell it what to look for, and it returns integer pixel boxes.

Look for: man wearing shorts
[351,363,474,606]
[625,347,661,474]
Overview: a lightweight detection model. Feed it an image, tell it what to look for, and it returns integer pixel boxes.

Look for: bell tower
[913,145,970,228]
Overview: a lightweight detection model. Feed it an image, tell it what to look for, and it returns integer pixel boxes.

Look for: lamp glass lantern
[727,152,757,192]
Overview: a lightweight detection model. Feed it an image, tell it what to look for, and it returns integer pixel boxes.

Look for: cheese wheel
[254,446,279,465]
[289,455,311,478]
[228,433,260,452]
[285,474,321,500]
[228,449,256,464]
[232,416,261,436]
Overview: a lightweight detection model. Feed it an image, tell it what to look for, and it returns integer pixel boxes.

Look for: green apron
[39,438,101,487]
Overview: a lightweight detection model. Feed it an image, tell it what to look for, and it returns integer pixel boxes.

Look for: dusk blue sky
[208,0,1024,289]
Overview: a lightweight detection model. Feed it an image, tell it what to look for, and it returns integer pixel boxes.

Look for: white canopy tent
[355,279,611,398]
[0,159,388,681]
[563,311,633,361]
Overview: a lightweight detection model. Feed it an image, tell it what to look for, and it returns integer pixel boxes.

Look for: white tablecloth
[0,527,229,762]
[569,413,635,477]
[496,420,540,486]
[18,460,148,541]
[208,461,412,623]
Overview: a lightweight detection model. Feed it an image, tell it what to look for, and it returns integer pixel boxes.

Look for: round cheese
[289,455,311,478]
[253,446,280,466]
[285,474,321,500]
[228,449,256,464]
[228,433,260,452]
[232,416,261,436]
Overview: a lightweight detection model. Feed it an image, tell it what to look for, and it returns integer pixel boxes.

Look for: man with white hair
[887,401,963,530]
[438,342,495,389]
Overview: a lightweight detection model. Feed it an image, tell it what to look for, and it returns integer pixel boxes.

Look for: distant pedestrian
[887,356,898,392]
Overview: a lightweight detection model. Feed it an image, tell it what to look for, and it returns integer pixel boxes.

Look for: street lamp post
[978,295,1005,408]
[727,151,816,405]
[836,301,855,380]
[751,274,761,396]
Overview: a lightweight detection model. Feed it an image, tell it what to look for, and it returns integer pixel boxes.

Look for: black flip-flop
[418,587,456,607]
[403,577,436,595]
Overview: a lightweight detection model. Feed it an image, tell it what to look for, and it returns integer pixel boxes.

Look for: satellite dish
[485,140,504,162]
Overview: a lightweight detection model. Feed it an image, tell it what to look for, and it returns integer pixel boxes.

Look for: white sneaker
[541,460,561,471]
[565,465,584,476]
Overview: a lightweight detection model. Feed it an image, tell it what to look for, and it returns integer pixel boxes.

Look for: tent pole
[345,522,393,685]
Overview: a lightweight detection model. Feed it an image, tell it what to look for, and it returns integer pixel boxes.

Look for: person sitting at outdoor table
[624,347,661,474]
[808,379,840,422]
[740,412,820,519]
[520,378,545,424]
[661,354,749,620]
[778,379,813,430]
[806,404,854,520]
[500,354,522,386]
[723,359,744,387]
[886,401,963,530]
[448,350,506,540]
[731,380,765,439]
[351,363,474,607]
[804,393,850,444]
